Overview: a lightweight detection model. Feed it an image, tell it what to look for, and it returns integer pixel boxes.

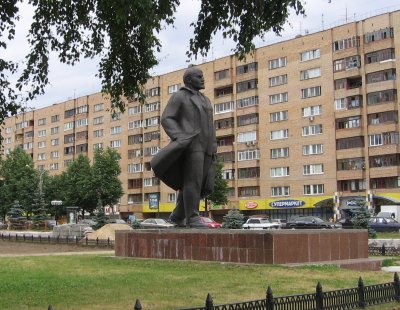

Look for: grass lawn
[0,254,400,310]
[376,232,400,239]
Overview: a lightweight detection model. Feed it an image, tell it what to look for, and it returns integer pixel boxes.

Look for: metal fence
[369,245,400,256]
[46,273,395,310]
[0,232,114,247]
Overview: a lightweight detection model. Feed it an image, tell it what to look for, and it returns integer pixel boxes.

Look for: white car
[140,218,175,229]
[242,218,280,230]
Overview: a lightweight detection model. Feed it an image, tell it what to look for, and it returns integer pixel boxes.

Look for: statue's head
[183,66,205,91]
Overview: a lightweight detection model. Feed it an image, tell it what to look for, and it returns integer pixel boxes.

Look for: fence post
[205,293,213,310]
[48,305,53,310]
[266,286,274,310]
[108,237,110,245]
[316,282,324,310]
[394,272,400,302]
[31,235,34,242]
[96,237,99,245]
[133,299,142,310]
[382,244,386,256]
[358,276,366,308]
[23,234,25,241]
[76,236,78,245]
[86,236,88,245]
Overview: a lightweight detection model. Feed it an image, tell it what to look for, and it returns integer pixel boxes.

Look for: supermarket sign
[269,199,306,208]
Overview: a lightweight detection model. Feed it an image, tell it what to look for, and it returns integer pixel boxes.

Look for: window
[217,151,235,163]
[332,36,360,51]
[269,57,287,69]
[144,177,160,187]
[367,89,397,105]
[269,75,287,87]
[64,134,74,144]
[303,164,324,175]
[238,149,260,161]
[76,105,88,114]
[336,136,364,150]
[271,147,289,159]
[302,124,322,136]
[64,109,75,118]
[64,121,74,131]
[364,27,394,43]
[238,167,260,179]
[93,129,103,138]
[51,127,59,135]
[128,149,143,159]
[270,129,288,140]
[366,69,396,84]
[300,49,320,61]
[51,115,60,123]
[25,131,33,138]
[217,135,234,147]
[215,101,234,114]
[128,105,142,115]
[339,179,366,192]
[38,118,46,126]
[214,117,234,130]
[236,62,258,74]
[214,85,233,97]
[128,120,143,130]
[38,141,46,148]
[301,86,321,98]
[271,186,290,197]
[336,116,361,129]
[144,116,160,127]
[128,163,143,173]
[111,126,122,135]
[168,84,180,94]
[143,131,160,142]
[300,67,321,80]
[111,112,122,121]
[93,143,103,150]
[38,130,46,137]
[368,111,398,125]
[238,186,260,197]
[51,138,59,146]
[236,79,258,93]
[94,103,104,112]
[37,153,46,160]
[337,158,365,171]
[144,102,160,113]
[271,167,289,177]
[237,113,258,126]
[370,154,400,168]
[237,131,256,143]
[270,111,288,122]
[146,87,160,97]
[128,134,143,145]
[5,127,11,134]
[23,142,33,150]
[168,193,176,202]
[365,48,395,64]
[110,140,121,148]
[302,105,321,117]
[371,177,400,190]
[93,116,104,125]
[214,69,229,80]
[369,132,399,147]
[304,184,324,195]
[143,146,160,156]
[269,92,288,104]
[333,55,361,72]
[4,137,11,144]
[51,151,59,158]
[236,96,258,108]
[50,163,59,171]
[222,169,235,180]
[75,118,88,127]
[303,144,323,155]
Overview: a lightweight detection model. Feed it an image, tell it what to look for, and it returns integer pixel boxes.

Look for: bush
[222,209,245,229]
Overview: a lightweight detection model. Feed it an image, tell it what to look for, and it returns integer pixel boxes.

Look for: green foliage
[0,147,36,219]
[7,200,24,222]
[0,1,306,134]
[131,220,142,229]
[352,200,376,238]
[93,198,108,230]
[206,158,228,207]
[31,190,48,229]
[222,208,245,229]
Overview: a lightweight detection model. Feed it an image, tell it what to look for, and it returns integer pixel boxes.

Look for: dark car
[338,218,354,229]
[286,216,340,229]
[369,217,400,232]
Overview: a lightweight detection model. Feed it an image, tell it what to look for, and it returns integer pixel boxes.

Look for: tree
[93,198,108,230]
[222,209,245,229]
[352,200,376,238]
[31,183,47,229]
[0,1,305,130]
[7,200,25,228]
[206,158,228,207]
[91,148,123,208]
[0,147,36,219]
[63,154,97,217]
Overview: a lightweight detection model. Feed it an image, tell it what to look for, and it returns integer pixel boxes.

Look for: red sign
[245,201,258,209]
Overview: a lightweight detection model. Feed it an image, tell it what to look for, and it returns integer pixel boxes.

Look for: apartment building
[2,10,400,221]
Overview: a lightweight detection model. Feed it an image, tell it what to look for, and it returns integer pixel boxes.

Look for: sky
[4,0,400,110]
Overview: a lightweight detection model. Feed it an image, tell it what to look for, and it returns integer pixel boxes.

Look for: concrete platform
[115,229,376,269]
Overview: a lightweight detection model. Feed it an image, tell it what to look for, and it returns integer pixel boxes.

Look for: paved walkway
[0,250,115,257]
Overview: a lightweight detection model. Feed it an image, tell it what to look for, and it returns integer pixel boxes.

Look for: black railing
[0,232,114,247]
[369,245,400,256]
[47,274,400,310]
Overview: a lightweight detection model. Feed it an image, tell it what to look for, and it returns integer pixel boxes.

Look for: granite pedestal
[115,229,378,270]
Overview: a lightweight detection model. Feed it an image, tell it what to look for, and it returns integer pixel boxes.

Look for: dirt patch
[0,239,112,255]
[86,223,133,241]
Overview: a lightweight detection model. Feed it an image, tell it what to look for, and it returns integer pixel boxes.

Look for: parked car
[242,218,280,230]
[369,217,400,232]
[0,221,7,229]
[286,216,340,229]
[271,219,287,229]
[140,218,174,229]
[200,217,221,228]
[337,218,354,229]
[109,219,127,224]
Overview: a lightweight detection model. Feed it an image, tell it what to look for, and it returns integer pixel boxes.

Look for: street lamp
[51,200,63,225]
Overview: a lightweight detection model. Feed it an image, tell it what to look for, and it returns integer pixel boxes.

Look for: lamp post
[51,200,63,225]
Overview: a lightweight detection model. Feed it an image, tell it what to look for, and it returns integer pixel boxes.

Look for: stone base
[115,229,371,269]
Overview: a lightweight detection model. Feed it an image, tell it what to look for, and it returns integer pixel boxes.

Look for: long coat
[150,87,217,196]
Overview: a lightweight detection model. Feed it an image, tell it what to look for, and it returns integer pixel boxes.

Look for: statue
[150,66,217,228]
